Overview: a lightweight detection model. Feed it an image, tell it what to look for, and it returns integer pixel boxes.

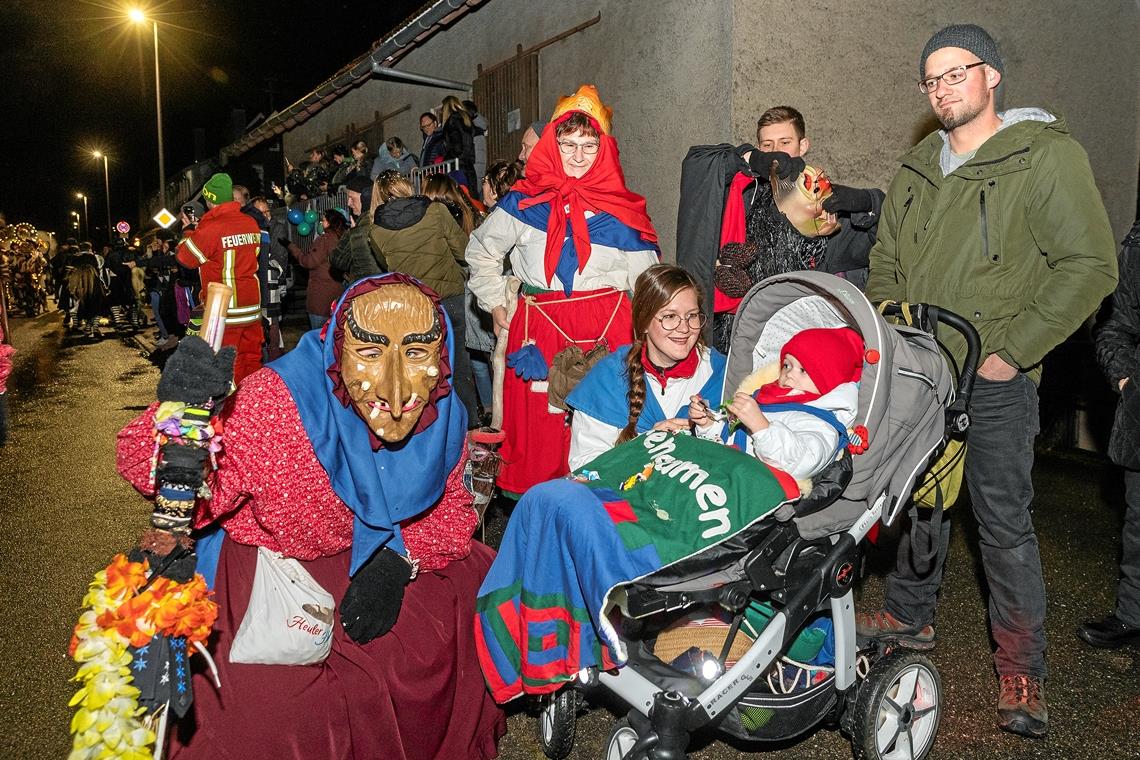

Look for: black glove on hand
[749,151,804,180]
[821,185,875,215]
[276,237,292,249]
[157,336,236,406]
[340,547,414,643]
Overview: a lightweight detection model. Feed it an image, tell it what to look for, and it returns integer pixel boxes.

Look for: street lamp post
[130,9,165,210]
[76,193,89,240]
[92,151,111,243]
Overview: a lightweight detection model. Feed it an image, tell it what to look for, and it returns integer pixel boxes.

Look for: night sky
[1,0,421,239]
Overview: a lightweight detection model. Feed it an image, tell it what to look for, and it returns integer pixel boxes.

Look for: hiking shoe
[854,609,936,650]
[997,674,1047,738]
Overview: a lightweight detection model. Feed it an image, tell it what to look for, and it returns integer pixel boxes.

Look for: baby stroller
[534,270,979,760]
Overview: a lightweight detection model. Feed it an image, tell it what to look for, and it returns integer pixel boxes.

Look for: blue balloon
[287,209,304,225]
[296,222,313,237]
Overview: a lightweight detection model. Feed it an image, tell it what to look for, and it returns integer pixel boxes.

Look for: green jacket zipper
[979,189,989,263]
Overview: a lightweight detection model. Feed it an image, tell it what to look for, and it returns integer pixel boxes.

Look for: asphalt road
[1,309,1137,759]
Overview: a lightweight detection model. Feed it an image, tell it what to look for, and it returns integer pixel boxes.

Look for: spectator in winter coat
[329,175,379,285]
[1082,219,1140,651]
[284,208,348,331]
[419,112,446,167]
[465,100,488,189]
[441,96,477,192]
[368,171,479,425]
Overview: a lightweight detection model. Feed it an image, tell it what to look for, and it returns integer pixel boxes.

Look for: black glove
[157,335,236,407]
[748,151,804,180]
[340,547,414,643]
[822,185,875,215]
[276,237,292,249]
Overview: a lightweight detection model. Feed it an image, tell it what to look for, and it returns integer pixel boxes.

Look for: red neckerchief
[641,345,698,392]
[513,112,658,286]
[753,381,821,406]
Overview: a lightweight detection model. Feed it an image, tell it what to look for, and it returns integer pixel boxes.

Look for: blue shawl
[496,191,659,295]
[268,274,468,574]
[566,345,727,432]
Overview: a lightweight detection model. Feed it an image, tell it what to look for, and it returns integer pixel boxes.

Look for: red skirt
[498,287,632,494]
[169,540,506,760]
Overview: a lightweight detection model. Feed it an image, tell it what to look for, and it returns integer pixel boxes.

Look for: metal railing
[410,158,460,193]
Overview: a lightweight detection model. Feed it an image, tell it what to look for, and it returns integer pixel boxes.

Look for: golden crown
[550,84,613,135]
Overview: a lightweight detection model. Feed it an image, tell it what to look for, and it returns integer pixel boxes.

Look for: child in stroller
[476,271,979,760]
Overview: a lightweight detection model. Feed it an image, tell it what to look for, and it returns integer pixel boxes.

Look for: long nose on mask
[379,348,406,420]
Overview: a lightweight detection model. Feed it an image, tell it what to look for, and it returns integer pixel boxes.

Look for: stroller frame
[534,273,980,760]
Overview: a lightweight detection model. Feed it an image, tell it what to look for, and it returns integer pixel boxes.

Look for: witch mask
[339,284,443,443]
[771,164,840,238]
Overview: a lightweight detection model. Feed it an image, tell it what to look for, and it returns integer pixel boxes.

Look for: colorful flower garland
[68,554,217,760]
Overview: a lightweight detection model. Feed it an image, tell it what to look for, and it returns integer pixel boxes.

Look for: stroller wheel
[536,688,577,759]
[848,651,941,760]
[603,718,641,760]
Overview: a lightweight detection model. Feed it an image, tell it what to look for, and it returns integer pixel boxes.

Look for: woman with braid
[566,264,726,470]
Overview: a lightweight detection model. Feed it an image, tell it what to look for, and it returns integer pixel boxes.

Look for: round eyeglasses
[656,312,706,331]
[557,140,600,156]
[918,61,986,94]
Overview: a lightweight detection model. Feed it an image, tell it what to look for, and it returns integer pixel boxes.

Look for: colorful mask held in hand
[771,164,840,238]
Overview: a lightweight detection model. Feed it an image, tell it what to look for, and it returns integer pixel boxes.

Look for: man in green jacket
[861,24,1117,739]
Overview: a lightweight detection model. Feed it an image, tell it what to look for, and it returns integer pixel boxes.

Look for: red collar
[641,345,698,392]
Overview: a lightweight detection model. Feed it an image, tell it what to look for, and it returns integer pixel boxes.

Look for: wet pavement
[2,307,1138,759]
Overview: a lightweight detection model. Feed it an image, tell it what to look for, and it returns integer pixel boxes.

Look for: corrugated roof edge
[217,0,485,163]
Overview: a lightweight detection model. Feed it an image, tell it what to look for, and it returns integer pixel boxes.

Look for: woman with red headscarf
[466,85,659,494]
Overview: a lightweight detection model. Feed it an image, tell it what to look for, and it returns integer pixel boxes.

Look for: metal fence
[410,158,460,193]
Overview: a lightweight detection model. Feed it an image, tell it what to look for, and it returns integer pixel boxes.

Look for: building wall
[284,0,735,260]
[732,0,1140,239]
[286,0,1138,250]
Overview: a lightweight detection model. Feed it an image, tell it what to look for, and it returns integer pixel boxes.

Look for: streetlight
[92,151,111,242]
[129,8,165,210]
[76,193,89,240]
[71,210,80,232]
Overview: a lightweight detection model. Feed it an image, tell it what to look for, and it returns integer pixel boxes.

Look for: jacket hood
[375,196,431,230]
[901,109,1067,178]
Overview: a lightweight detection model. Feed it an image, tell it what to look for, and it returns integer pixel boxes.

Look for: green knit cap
[201,173,233,205]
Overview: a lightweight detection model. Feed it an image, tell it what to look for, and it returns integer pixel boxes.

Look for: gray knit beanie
[920,24,1003,79]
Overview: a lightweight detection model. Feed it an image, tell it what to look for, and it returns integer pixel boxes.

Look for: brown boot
[854,609,936,650]
[996,674,1047,739]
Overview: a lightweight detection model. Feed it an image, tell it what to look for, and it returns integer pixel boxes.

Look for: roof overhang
[218,0,485,163]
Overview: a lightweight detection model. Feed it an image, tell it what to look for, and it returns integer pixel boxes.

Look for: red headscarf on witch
[512,85,658,286]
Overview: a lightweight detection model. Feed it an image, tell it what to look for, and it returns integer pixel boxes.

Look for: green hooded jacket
[866,111,1117,382]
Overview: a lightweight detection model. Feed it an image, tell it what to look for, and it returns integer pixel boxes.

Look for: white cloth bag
[229,546,335,666]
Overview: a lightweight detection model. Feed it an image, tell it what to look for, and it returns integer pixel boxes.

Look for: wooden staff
[490,276,521,431]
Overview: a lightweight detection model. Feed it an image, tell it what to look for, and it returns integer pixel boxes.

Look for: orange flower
[104,554,149,601]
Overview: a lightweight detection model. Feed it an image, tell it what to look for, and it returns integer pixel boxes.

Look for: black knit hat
[920,24,1003,79]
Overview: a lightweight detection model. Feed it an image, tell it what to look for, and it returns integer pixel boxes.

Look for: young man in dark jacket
[1082,220,1140,650]
[861,24,1118,739]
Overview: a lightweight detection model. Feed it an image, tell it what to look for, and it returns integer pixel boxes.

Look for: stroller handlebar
[877,302,981,434]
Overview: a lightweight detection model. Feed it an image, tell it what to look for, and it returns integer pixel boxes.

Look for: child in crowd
[689,326,863,480]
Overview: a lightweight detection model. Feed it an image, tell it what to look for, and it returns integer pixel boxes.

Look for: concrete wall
[732,0,1140,239]
[286,0,1138,249]
[283,0,735,260]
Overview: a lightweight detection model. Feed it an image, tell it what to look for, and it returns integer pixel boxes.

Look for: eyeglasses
[656,312,706,331]
[557,139,600,156]
[918,61,986,94]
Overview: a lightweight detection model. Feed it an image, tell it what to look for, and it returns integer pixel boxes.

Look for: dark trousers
[441,293,480,427]
[1117,469,1140,627]
[885,374,1045,678]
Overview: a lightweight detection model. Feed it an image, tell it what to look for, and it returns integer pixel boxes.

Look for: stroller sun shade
[721,271,953,533]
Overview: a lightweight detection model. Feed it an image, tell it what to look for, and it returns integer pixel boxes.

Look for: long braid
[616,338,646,445]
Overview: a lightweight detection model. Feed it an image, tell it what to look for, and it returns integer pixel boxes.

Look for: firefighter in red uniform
[176,173,264,382]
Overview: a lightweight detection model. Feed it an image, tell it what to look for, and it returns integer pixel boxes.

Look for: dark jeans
[1117,469,1140,627]
[885,373,1045,678]
[441,293,480,427]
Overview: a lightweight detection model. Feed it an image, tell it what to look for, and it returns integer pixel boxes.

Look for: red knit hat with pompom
[781,327,864,396]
